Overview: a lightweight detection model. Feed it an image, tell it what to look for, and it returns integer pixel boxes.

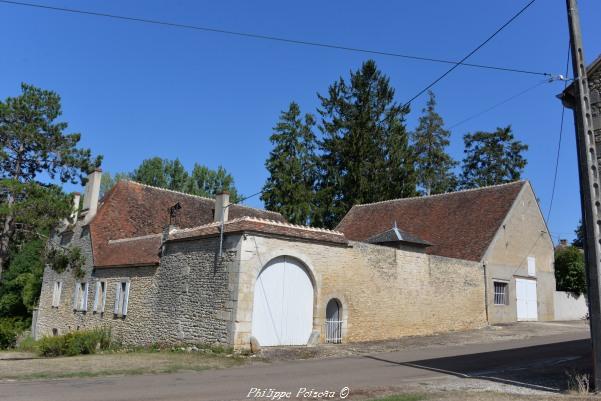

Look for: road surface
[1,330,591,401]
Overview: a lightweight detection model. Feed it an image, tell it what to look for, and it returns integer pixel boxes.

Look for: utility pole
[565,0,601,390]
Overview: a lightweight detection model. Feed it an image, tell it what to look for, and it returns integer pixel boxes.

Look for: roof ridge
[353,180,526,208]
[171,216,345,236]
[120,179,282,216]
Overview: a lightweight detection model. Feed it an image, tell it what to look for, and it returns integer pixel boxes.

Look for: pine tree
[261,102,317,225]
[459,126,527,189]
[315,60,416,228]
[412,91,457,195]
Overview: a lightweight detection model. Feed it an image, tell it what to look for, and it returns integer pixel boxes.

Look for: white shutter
[52,282,59,307]
[93,282,100,312]
[101,282,107,313]
[82,282,89,311]
[114,282,121,315]
[527,257,536,276]
[73,283,79,310]
[122,282,130,316]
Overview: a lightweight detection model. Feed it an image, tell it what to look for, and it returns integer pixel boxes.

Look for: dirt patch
[261,321,590,362]
[0,351,248,381]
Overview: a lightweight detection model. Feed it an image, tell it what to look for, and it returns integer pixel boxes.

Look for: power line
[0,0,552,77]
[546,43,572,224]
[402,0,538,108]
[448,79,550,129]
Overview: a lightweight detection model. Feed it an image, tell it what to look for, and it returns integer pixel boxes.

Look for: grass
[0,344,249,381]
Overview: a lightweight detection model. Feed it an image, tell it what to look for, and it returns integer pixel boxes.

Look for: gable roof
[90,180,285,267]
[336,181,526,261]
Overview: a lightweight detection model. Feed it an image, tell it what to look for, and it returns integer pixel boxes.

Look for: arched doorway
[325,299,342,344]
[251,256,314,346]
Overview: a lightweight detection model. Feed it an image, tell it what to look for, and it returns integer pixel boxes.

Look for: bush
[0,318,27,349]
[37,328,112,357]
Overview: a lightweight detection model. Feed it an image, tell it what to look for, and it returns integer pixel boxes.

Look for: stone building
[35,170,554,348]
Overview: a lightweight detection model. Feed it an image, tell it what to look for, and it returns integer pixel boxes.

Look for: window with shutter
[52,281,62,307]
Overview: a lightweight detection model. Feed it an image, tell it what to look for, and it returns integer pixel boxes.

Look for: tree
[412,91,457,195]
[0,83,101,278]
[315,60,416,228]
[100,171,131,199]
[573,220,584,248]
[132,157,186,191]
[261,102,317,225]
[184,164,241,202]
[459,126,527,189]
[555,245,587,296]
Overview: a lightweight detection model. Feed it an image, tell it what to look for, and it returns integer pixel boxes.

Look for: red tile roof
[169,216,347,245]
[90,180,285,267]
[336,181,526,261]
[95,235,162,268]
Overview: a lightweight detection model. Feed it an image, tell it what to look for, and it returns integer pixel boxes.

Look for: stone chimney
[70,192,81,223]
[214,191,230,223]
[82,168,102,224]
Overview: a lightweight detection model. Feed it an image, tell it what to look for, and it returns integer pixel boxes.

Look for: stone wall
[483,183,555,323]
[36,222,241,346]
[232,235,487,348]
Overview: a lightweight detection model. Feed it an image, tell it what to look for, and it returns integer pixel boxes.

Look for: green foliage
[100,171,130,198]
[573,220,584,248]
[46,246,86,278]
[261,102,317,225]
[0,83,102,184]
[0,318,27,349]
[412,91,457,195]
[459,126,528,189]
[315,60,416,227]
[37,328,112,357]
[0,239,45,317]
[184,164,241,202]
[555,246,587,296]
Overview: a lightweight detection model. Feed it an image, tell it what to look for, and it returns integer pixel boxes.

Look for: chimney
[70,192,81,223]
[82,168,102,224]
[214,191,230,223]
[560,239,568,246]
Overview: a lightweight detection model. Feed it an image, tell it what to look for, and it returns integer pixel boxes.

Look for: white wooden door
[251,256,314,346]
[516,278,538,321]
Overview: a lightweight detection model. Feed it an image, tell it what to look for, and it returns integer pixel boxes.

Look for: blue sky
[2,0,600,242]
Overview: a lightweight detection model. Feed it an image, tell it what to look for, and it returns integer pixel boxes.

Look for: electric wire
[0,0,551,77]
[401,0,538,108]
[546,44,572,224]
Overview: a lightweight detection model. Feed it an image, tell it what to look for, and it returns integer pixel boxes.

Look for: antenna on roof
[168,202,182,226]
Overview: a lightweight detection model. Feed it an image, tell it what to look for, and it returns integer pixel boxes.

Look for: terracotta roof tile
[90,180,285,267]
[169,216,348,245]
[336,181,526,261]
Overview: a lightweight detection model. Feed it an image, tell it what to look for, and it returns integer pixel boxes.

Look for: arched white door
[251,256,314,346]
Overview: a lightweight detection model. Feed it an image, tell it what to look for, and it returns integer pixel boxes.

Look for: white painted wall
[554,291,588,321]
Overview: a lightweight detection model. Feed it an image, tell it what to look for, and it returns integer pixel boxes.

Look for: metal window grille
[325,320,342,344]
[494,282,508,305]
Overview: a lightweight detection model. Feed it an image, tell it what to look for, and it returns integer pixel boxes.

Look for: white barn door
[251,256,314,346]
[516,278,538,321]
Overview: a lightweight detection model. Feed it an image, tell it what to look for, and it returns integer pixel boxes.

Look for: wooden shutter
[93,282,100,312]
[82,282,89,311]
[101,282,107,313]
[114,282,121,315]
[73,283,79,310]
[122,282,130,316]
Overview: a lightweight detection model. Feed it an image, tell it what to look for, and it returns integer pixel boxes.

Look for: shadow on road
[364,339,592,392]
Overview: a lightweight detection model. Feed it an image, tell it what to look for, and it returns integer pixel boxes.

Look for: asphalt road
[1,330,591,401]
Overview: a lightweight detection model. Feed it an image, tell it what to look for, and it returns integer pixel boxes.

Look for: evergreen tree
[184,164,241,202]
[315,60,416,228]
[412,91,457,195]
[573,220,584,248]
[0,83,101,278]
[261,102,317,225]
[459,126,527,189]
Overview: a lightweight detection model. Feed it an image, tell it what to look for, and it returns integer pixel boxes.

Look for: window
[494,281,509,305]
[114,281,130,317]
[93,281,107,313]
[73,282,89,311]
[527,256,536,276]
[52,281,62,307]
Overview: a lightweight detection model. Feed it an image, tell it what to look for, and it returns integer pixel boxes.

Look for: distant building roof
[90,180,285,267]
[336,181,527,261]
